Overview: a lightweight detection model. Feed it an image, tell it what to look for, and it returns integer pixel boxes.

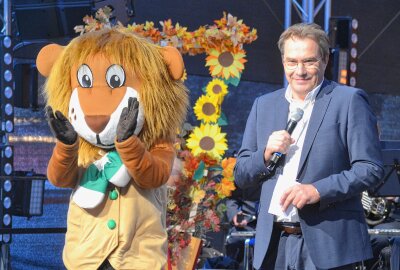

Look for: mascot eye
[106,65,125,89]
[77,64,93,88]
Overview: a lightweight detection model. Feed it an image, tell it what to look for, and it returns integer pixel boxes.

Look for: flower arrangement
[166,149,237,264]
[75,9,257,86]
[75,7,257,266]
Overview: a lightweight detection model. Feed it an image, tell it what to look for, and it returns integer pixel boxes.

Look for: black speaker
[325,48,339,84]
[329,16,352,49]
[326,16,358,86]
[12,0,94,40]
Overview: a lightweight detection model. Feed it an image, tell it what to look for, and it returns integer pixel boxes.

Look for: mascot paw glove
[46,106,77,145]
[116,97,139,142]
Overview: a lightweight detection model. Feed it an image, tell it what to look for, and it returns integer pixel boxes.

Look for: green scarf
[72,151,131,208]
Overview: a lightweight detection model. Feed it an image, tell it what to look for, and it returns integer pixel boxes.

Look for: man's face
[282,37,327,100]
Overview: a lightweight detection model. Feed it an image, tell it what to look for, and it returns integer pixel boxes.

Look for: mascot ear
[36,44,64,77]
[162,46,184,80]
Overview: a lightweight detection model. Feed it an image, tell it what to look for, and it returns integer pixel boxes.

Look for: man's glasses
[283,58,321,70]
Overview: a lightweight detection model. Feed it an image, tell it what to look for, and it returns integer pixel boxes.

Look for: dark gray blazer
[234,80,384,269]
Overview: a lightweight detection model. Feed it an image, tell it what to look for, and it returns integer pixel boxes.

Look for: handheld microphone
[266,108,304,172]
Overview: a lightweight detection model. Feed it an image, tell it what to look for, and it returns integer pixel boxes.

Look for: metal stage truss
[283,0,332,86]
[284,0,332,32]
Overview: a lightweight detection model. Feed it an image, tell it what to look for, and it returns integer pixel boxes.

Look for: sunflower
[205,48,247,80]
[206,78,228,104]
[193,95,220,123]
[186,123,227,160]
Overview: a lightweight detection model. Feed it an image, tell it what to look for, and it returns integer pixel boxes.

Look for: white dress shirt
[268,81,323,222]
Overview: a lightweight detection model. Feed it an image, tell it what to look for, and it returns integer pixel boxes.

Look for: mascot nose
[84,115,110,134]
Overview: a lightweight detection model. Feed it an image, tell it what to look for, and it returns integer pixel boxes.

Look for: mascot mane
[43,27,188,166]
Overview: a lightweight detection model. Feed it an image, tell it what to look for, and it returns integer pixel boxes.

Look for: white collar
[284,79,324,105]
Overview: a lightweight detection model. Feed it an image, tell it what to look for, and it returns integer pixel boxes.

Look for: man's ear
[161,46,184,80]
[36,44,64,77]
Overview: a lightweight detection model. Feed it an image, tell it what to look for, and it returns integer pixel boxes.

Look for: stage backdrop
[129,0,400,96]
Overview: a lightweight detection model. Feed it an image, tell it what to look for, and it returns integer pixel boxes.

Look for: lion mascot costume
[36,27,188,269]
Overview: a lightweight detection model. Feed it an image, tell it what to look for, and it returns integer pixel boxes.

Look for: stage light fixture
[351,48,357,59]
[3,197,11,210]
[327,17,358,87]
[3,164,12,176]
[4,147,12,161]
[1,35,14,134]
[351,34,358,44]
[2,37,11,49]
[0,33,14,242]
[10,171,46,217]
[4,70,12,82]
[3,53,12,65]
[349,18,358,87]
[4,86,12,99]
[4,104,12,116]
[3,180,12,192]
[350,77,356,87]
[2,234,10,244]
[1,145,13,177]
[352,19,358,30]
[350,63,357,73]
[0,145,13,244]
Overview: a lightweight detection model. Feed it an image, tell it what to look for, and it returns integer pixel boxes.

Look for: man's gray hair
[277,23,330,61]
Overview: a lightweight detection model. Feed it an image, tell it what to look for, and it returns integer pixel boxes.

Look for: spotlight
[1,35,14,133]
[4,163,12,176]
[5,121,13,133]
[350,63,357,73]
[3,53,12,65]
[351,33,358,44]
[4,104,12,116]
[4,86,12,99]
[3,197,11,209]
[3,180,11,192]
[3,214,11,226]
[2,37,11,49]
[4,146,12,159]
[350,77,356,87]
[352,19,358,30]
[351,48,357,59]
[4,70,12,82]
[2,234,10,244]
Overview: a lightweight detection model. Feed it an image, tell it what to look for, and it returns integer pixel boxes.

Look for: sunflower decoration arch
[75,7,257,266]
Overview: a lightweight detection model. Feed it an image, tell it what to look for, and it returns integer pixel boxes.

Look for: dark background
[128,0,400,95]
[9,0,400,150]
[10,1,400,95]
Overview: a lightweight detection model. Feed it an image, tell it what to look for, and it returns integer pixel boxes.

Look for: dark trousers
[259,226,363,270]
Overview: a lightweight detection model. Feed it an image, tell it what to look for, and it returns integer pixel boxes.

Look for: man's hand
[233,212,248,228]
[116,97,139,142]
[280,184,320,211]
[46,106,77,145]
[264,130,295,163]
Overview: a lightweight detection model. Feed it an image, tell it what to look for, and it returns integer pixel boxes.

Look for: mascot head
[37,27,188,166]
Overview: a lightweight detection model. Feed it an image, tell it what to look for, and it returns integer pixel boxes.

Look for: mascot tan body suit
[36,28,188,270]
